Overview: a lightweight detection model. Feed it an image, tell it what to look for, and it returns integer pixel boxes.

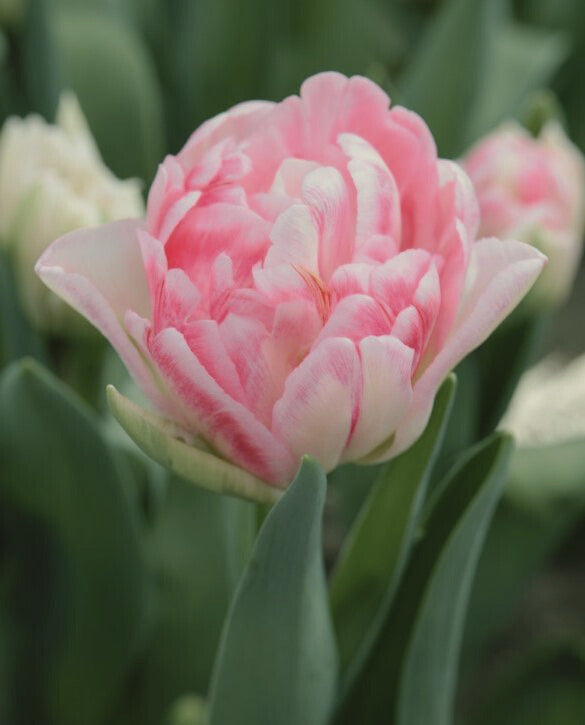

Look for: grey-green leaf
[399,0,504,156]
[112,475,256,725]
[465,22,568,145]
[0,359,147,725]
[338,433,513,724]
[208,457,337,725]
[330,374,456,692]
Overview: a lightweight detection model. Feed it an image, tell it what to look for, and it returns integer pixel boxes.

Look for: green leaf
[107,385,282,505]
[399,0,504,156]
[474,311,549,437]
[0,250,47,368]
[208,458,337,725]
[470,643,585,725]
[462,438,585,663]
[112,475,256,725]
[338,433,513,724]
[0,359,147,725]
[465,21,568,144]
[329,374,456,690]
[21,0,62,119]
[53,6,165,181]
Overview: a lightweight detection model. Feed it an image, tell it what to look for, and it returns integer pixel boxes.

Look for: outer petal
[35,219,165,406]
[342,335,415,461]
[149,327,296,485]
[178,100,275,169]
[389,237,546,460]
[272,337,360,472]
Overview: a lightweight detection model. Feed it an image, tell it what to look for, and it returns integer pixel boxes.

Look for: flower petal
[149,327,296,484]
[301,166,353,280]
[391,237,546,458]
[272,337,360,472]
[343,335,415,461]
[36,219,163,404]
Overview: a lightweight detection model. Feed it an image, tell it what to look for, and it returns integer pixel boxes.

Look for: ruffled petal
[36,219,163,405]
[149,327,296,484]
[272,337,360,472]
[343,335,415,461]
[390,237,546,458]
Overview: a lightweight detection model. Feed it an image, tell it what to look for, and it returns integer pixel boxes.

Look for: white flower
[0,92,144,333]
[502,354,585,447]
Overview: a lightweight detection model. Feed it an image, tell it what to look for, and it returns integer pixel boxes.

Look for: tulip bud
[462,121,585,309]
[0,92,144,334]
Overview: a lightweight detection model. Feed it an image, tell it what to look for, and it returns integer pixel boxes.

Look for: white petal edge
[385,237,546,461]
[35,218,166,407]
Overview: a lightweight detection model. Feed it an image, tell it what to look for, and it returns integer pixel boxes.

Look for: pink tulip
[463,121,585,306]
[37,73,544,487]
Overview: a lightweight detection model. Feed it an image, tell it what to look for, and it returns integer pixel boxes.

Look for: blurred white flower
[0,92,144,334]
[501,354,585,446]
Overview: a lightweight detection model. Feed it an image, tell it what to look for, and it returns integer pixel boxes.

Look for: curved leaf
[338,433,513,724]
[0,359,147,725]
[330,374,456,691]
[208,458,337,725]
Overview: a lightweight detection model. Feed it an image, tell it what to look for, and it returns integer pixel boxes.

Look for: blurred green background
[0,0,584,723]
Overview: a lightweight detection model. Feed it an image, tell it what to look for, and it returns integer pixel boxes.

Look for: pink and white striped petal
[272,337,360,472]
[301,166,353,280]
[391,237,546,458]
[35,219,164,405]
[343,335,415,461]
[149,327,296,485]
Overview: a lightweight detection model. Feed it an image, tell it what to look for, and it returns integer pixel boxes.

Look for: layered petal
[272,337,360,472]
[388,238,546,460]
[35,219,166,406]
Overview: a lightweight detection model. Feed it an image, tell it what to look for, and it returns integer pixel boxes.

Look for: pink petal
[264,203,319,272]
[370,248,435,315]
[338,133,401,246]
[270,157,320,197]
[178,100,275,170]
[36,220,163,406]
[330,262,373,297]
[165,202,270,290]
[301,166,353,280]
[314,294,393,345]
[272,337,360,472]
[343,335,415,461]
[149,327,296,485]
[300,72,391,151]
[391,237,546,458]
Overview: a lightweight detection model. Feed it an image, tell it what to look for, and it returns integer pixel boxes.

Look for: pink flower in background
[37,72,544,486]
[463,121,585,306]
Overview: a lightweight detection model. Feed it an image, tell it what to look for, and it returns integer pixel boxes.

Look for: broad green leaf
[474,310,549,437]
[338,433,513,724]
[112,476,256,725]
[0,250,47,368]
[53,6,164,181]
[465,21,568,144]
[330,374,456,690]
[107,385,281,505]
[208,458,337,725]
[0,359,147,725]
[470,643,585,725]
[21,0,62,119]
[463,438,585,663]
[399,0,504,156]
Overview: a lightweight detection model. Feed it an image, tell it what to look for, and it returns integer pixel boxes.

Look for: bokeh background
[1,0,584,723]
